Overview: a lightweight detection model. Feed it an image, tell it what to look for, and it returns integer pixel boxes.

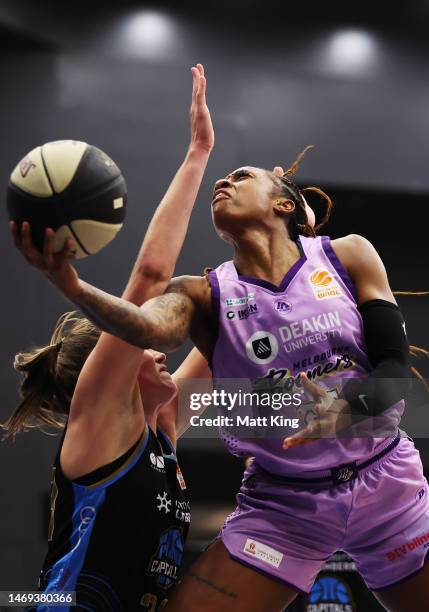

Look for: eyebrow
[227,168,253,180]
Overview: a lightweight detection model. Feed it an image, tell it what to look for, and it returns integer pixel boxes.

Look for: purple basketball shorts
[220,436,429,593]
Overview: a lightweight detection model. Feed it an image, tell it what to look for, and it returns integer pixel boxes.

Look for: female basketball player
[9,74,428,610]
[4,64,212,611]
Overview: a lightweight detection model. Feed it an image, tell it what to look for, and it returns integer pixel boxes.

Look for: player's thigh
[166,539,299,612]
[372,562,429,612]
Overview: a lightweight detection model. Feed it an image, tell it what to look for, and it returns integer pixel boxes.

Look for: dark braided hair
[273,145,333,240]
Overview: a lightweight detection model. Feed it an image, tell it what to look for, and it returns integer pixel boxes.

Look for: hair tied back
[284,144,315,178]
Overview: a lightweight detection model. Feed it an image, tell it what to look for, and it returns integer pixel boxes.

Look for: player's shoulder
[331,233,374,252]
[166,274,212,309]
[330,234,386,281]
[331,234,379,263]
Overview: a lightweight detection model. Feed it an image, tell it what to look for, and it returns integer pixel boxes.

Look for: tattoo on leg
[188,572,238,599]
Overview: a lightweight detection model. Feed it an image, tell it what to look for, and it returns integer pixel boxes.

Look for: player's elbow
[135,263,171,286]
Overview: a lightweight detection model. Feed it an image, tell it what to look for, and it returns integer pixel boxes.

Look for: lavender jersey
[208,235,404,476]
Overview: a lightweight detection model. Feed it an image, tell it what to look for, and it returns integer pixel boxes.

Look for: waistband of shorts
[255,433,402,486]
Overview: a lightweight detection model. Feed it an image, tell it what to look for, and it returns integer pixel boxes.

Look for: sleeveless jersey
[32,425,190,612]
[208,235,404,476]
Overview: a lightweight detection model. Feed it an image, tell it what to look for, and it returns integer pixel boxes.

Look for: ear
[273,198,295,216]
[272,166,285,177]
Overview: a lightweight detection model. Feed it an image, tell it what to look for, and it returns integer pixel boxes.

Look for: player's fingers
[59,238,75,262]
[43,228,55,263]
[20,221,39,261]
[283,418,320,449]
[191,66,198,104]
[197,63,204,77]
[283,430,314,450]
[300,372,326,399]
[10,221,21,249]
[196,75,206,105]
[273,166,284,177]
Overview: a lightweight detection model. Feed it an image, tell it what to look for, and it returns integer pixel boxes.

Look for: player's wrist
[56,272,82,301]
[186,144,213,161]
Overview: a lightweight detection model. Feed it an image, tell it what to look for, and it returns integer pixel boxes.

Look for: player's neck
[233,228,301,285]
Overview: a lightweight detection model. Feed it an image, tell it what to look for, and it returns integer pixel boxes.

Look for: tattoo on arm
[72,279,194,351]
[188,572,238,599]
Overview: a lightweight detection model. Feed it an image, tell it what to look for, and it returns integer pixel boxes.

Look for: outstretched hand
[189,63,214,154]
[10,221,80,299]
[282,373,352,450]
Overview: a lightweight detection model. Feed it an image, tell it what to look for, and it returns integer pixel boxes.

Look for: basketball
[7,140,127,259]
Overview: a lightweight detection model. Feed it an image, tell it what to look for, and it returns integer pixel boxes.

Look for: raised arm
[10,64,213,386]
[123,63,214,305]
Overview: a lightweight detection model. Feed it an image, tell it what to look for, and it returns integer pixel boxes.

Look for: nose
[214,177,232,193]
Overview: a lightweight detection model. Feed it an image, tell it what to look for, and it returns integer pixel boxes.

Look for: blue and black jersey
[30,424,190,611]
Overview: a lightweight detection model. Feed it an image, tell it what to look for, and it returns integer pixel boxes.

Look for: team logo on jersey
[274,300,292,315]
[246,331,279,364]
[226,310,235,320]
[156,491,172,513]
[225,293,255,307]
[148,527,184,588]
[306,576,355,611]
[309,269,343,300]
[150,452,166,472]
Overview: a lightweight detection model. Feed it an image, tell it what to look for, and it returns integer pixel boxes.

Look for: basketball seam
[40,146,56,195]
[71,175,126,205]
[68,223,90,256]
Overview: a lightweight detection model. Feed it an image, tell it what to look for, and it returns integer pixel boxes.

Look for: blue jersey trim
[83,426,150,490]
[157,427,177,461]
[39,487,106,610]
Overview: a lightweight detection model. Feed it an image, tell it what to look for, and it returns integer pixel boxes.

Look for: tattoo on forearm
[188,572,238,598]
[72,280,192,351]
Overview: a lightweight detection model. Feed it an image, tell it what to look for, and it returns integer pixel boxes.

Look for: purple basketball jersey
[208,235,403,476]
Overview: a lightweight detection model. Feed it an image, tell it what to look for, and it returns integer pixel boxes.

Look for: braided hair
[273,145,333,239]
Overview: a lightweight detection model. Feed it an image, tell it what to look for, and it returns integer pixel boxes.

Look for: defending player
[4,64,212,611]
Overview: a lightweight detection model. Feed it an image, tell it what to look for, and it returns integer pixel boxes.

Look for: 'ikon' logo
[238,304,258,320]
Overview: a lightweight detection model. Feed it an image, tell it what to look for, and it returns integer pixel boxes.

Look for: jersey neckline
[235,238,307,293]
